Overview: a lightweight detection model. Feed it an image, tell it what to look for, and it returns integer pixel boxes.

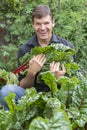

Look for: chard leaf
[0,110,14,130]
[71,79,87,127]
[20,44,75,65]
[43,97,61,118]
[29,108,72,130]
[25,87,37,98]
[64,62,79,76]
[19,44,77,86]
[39,71,58,94]
[19,44,75,71]
[31,45,55,55]
[72,79,87,112]
[5,93,17,112]
[57,76,79,108]
[67,107,80,119]
[57,76,79,87]
[0,68,18,87]
[54,43,75,54]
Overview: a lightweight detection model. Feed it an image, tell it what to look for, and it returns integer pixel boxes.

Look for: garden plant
[0,44,87,130]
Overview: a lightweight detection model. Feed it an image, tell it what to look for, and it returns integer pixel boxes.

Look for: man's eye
[36,23,40,25]
[45,22,49,25]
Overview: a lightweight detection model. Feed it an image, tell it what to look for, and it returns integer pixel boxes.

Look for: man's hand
[28,54,46,75]
[50,61,66,79]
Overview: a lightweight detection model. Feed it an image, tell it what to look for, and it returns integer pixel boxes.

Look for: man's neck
[39,40,50,47]
[37,35,52,47]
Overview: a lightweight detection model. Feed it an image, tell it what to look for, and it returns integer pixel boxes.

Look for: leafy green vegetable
[0,69,18,88]
[19,43,75,65]
[29,108,72,130]
[0,44,87,129]
[71,79,87,128]
[19,43,78,84]
[37,71,58,96]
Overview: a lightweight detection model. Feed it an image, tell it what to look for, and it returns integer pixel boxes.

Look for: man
[0,5,75,110]
[18,4,74,92]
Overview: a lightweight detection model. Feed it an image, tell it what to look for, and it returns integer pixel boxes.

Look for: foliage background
[0,1,87,129]
[0,0,87,72]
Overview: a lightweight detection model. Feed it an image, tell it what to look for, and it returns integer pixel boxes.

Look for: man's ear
[52,24,55,27]
[52,19,55,27]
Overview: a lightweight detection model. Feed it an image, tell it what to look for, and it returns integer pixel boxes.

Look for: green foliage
[29,109,72,130]
[53,0,87,71]
[0,44,87,129]
[19,44,78,81]
[0,0,87,71]
[0,77,87,129]
[0,68,18,87]
[0,88,72,130]
[0,0,49,46]
[0,44,18,71]
[20,43,75,64]
[71,80,87,127]
[0,0,87,129]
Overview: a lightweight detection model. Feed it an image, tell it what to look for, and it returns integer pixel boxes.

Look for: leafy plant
[19,43,77,78]
[0,88,72,130]
[0,0,87,71]
[0,43,87,129]
[0,76,87,129]
[0,1,87,129]
[0,68,18,88]
[0,44,18,71]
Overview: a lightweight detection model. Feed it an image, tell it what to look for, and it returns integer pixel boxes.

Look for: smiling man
[32,12,54,47]
[18,5,75,91]
[0,5,75,110]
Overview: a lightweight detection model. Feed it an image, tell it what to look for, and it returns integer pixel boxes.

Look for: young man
[0,5,75,110]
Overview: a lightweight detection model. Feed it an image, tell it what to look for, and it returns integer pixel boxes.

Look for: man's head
[32,5,54,23]
[32,5,55,42]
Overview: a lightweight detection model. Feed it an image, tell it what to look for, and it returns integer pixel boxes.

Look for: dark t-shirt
[18,33,75,92]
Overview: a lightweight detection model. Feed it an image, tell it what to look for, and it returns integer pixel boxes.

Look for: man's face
[32,15,54,41]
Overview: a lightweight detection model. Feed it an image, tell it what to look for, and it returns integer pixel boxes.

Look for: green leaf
[40,71,58,94]
[0,110,13,130]
[29,108,72,130]
[5,93,17,112]
[57,76,79,108]
[43,97,61,118]
[71,79,87,127]
[0,69,18,87]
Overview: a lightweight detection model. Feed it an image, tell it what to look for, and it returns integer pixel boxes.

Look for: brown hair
[32,5,54,23]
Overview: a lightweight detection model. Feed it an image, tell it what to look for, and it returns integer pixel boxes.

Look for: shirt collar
[29,33,59,47]
[50,33,59,43]
[29,34,39,47]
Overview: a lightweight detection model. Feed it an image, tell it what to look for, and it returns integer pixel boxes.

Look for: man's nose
[40,24,45,30]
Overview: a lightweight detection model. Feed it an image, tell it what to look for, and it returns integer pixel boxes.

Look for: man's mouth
[40,32,47,36]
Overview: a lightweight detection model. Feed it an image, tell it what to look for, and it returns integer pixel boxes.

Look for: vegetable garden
[0,44,87,130]
[0,0,87,130]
